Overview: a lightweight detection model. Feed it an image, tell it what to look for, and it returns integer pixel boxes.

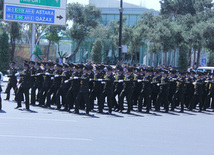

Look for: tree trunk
[67,39,83,60]
[134,51,137,64]
[193,49,196,65]
[164,52,167,65]
[10,36,16,62]
[47,40,51,60]
[130,52,134,65]
[196,48,201,68]
[170,50,176,67]
[188,48,192,67]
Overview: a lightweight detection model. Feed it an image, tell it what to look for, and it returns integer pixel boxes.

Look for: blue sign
[5,5,55,24]
[201,58,206,66]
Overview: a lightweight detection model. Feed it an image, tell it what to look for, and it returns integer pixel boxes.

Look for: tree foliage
[91,38,102,64]
[66,3,101,60]
[0,32,10,74]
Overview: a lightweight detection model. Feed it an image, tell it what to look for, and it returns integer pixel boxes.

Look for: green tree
[45,25,66,60]
[91,38,102,64]
[0,32,10,74]
[0,0,3,19]
[66,3,101,60]
[9,22,21,61]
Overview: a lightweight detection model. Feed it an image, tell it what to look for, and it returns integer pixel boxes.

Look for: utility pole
[118,0,123,62]
[31,23,36,61]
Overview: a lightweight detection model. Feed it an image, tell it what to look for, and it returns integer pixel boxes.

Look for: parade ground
[0,81,214,155]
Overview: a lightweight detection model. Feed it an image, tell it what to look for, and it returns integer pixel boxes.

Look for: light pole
[119,0,123,63]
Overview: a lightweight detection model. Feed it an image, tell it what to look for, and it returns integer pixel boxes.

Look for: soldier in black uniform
[171,71,186,112]
[112,66,124,111]
[132,68,144,108]
[168,70,177,106]
[5,62,17,100]
[29,61,36,88]
[184,72,194,108]
[55,63,71,111]
[138,69,152,113]
[31,62,43,105]
[46,63,63,108]
[98,66,115,114]
[89,66,103,111]
[203,74,214,111]
[66,65,82,110]
[155,70,169,112]
[189,72,204,112]
[39,62,54,106]
[75,66,90,114]
[15,62,31,110]
[151,69,161,108]
[119,67,134,114]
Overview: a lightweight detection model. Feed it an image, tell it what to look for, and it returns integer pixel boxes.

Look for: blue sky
[67,0,161,11]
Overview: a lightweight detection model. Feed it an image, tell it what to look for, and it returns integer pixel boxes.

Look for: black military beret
[127,68,133,72]
[29,61,35,65]
[24,62,29,67]
[106,66,113,71]
[36,62,41,66]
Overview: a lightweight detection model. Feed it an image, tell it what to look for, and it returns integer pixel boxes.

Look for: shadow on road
[0,110,6,113]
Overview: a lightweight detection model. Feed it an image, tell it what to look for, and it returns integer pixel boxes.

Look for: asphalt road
[0,81,214,155]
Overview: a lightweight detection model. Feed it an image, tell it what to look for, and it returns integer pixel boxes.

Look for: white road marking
[0,117,77,122]
[0,135,92,141]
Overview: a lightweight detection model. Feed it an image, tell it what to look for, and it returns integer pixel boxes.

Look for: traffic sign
[5,0,67,9]
[3,0,67,25]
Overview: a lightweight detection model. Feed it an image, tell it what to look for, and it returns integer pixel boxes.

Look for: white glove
[157,84,160,86]
[37,73,41,76]
[98,79,103,81]
[55,75,59,77]
[45,72,50,75]
[64,80,69,83]
[101,82,105,84]
[138,80,142,83]
[118,80,123,83]
[15,73,20,76]
[73,77,78,79]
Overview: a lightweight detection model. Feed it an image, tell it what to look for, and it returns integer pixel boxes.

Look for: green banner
[20,0,60,7]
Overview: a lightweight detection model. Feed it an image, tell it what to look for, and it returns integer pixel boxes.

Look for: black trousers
[98,91,113,113]
[55,87,68,109]
[138,91,151,112]
[171,92,184,111]
[5,82,17,100]
[119,90,132,112]
[66,87,79,109]
[39,87,49,106]
[89,90,101,110]
[31,85,41,105]
[16,86,29,109]
[75,92,89,113]
[155,92,169,112]
[189,94,203,111]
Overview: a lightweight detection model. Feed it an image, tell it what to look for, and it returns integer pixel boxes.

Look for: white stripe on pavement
[0,135,92,141]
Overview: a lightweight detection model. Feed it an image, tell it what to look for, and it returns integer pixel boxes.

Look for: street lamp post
[119,0,123,63]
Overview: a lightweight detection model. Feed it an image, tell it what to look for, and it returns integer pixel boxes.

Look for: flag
[33,44,43,60]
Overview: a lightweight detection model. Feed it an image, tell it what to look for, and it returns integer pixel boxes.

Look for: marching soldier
[98,66,115,114]
[15,62,31,110]
[171,71,186,112]
[89,66,103,111]
[119,67,134,114]
[138,69,152,113]
[75,66,90,114]
[189,72,204,112]
[46,63,63,109]
[55,63,71,111]
[5,62,17,101]
[31,62,43,105]
[155,70,169,112]
[112,66,124,111]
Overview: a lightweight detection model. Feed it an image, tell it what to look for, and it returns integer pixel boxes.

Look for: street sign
[5,0,67,9]
[3,0,67,25]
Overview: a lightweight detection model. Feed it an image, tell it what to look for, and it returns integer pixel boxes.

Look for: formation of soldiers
[3,61,214,115]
